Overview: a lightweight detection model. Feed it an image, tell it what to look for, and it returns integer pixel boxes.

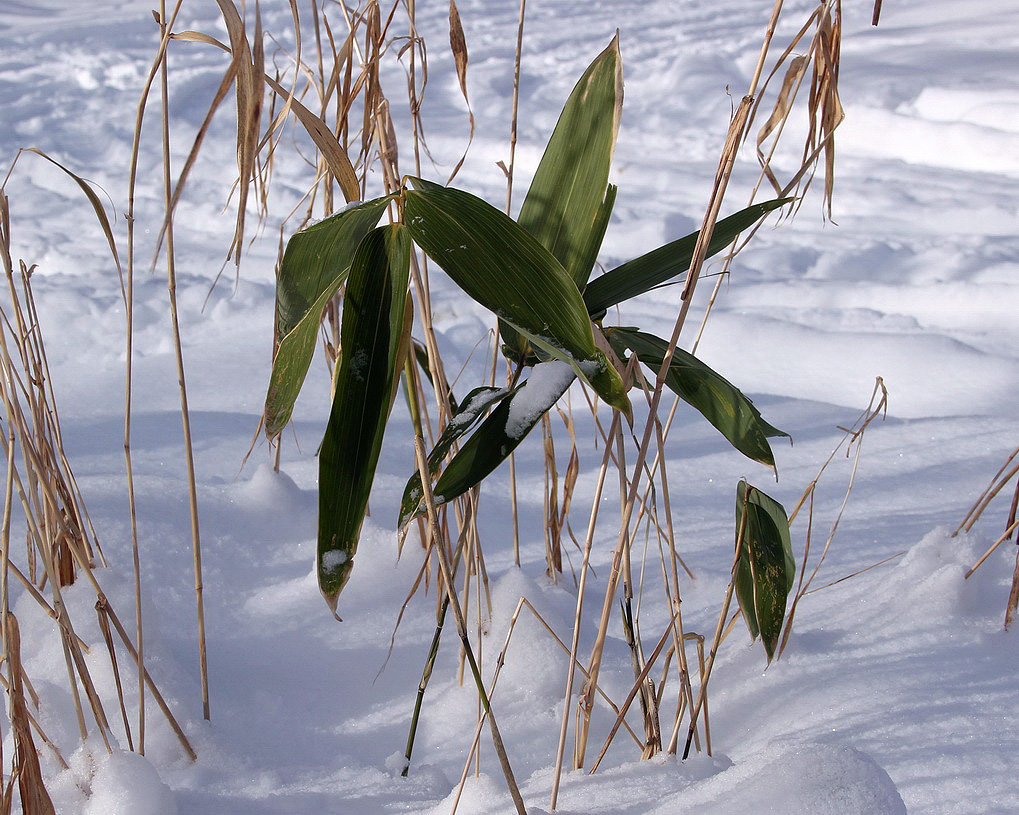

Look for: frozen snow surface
[2,0,1017,813]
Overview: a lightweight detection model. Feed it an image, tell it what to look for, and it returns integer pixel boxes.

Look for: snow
[505,361,576,439]
[2,0,1018,813]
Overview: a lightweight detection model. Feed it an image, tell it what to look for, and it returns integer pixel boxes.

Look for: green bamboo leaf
[398,385,513,527]
[500,182,617,364]
[263,197,391,438]
[265,269,345,437]
[734,480,795,663]
[607,328,788,467]
[276,196,391,339]
[402,361,577,525]
[518,35,622,289]
[501,34,622,362]
[318,224,410,617]
[404,179,630,418]
[583,198,792,319]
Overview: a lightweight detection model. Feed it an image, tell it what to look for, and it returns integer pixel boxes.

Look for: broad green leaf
[574,183,618,289]
[402,361,577,524]
[404,179,630,418]
[318,224,410,616]
[501,36,623,361]
[607,328,788,467]
[276,196,391,339]
[265,268,346,437]
[519,35,622,288]
[263,197,391,437]
[583,198,792,319]
[398,385,513,527]
[734,480,795,662]
[500,183,618,364]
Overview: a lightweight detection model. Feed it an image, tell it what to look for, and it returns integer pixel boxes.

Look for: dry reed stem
[96,604,135,752]
[778,378,887,658]
[1006,544,1019,630]
[646,401,700,754]
[158,0,210,722]
[97,598,197,761]
[414,438,526,815]
[504,0,527,212]
[803,550,904,595]
[681,497,749,760]
[550,410,621,807]
[453,595,640,815]
[955,451,1019,536]
[127,0,185,754]
[965,519,1019,580]
[1006,478,1019,543]
[588,616,674,773]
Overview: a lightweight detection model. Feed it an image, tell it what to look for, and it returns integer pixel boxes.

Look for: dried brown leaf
[446,0,474,183]
[7,616,56,815]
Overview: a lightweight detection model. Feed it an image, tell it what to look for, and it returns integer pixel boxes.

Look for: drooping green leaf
[276,196,392,339]
[734,480,795,662]
[398,385,513,527]
[403,179,630,418]
[263,197,392,438]
[265,268,347,437]
[318,224,410,616]
[583,198,792,319]
[402,361,577,525]
[607,328,788,467]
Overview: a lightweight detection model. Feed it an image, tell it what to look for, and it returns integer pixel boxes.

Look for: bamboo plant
[262,35,796,655]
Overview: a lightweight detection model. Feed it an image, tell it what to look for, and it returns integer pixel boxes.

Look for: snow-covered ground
[2,0,1017,813]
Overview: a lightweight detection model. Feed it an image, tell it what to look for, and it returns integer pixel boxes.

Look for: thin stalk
[1006,476,1019,542]
[413,438,526,815]
[957,453,1019,535]
[503,0,527,566]
[965,518,1019,579]
[126,0,185,751]
[159,1,210,721]
[403,589,451,776]
[95,605,134,752]
[1006,541,1019,630]
[504,0,526,214]
[682,501,749,760]
[98,598,197,761]
[551,411,620,809]
[588,618,674,773]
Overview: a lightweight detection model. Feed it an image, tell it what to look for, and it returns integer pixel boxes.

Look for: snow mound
[670,742,905,815]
